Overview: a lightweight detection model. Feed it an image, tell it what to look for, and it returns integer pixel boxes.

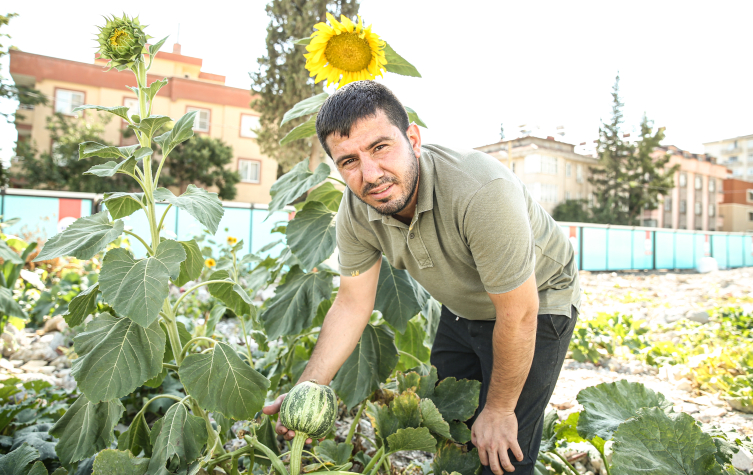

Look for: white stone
[732,449,753,472]
[20,360,47,371]
[696,257,718,274]
[674,378,693,392]
[686,310,710,324]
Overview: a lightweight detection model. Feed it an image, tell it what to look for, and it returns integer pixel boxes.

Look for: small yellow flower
[304,13,386,88]
[205,258,216,267]
[227,236,238,246]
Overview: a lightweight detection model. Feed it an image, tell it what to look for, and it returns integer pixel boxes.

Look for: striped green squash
[280,380,337,473]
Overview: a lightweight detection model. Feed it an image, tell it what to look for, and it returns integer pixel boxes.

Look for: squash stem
[245,435,289,475]
[346,403,365,443]
[288,431,308,475]
[361,446,384,474]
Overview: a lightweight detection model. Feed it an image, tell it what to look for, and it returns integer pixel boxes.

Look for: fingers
[262,393,286,415]
[487,448,504,475]
[510,439,524,462]
[481,446,518,474]
[498,447,515,473]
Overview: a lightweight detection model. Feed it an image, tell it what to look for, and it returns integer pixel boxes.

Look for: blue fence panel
[4,195,60,240]
[631,230,653,270]
[655,232,675,269]
[607,229,633,270]
[582,227,607,271]
[728,235,743,268]
[252,209,289,256]
[559,225,581,271]
[674,233,695,269]
[746,236,753,267]
[712,235,728,269]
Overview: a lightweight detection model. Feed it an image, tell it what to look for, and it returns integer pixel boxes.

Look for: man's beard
[354,150,419,216]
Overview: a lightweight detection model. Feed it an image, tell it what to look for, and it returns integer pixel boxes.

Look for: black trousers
[430,305,577,475]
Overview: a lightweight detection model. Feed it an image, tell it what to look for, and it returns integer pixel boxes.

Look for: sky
[1,0,752,161]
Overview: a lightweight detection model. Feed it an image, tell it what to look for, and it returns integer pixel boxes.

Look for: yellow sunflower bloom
[205,258,216,268]
[227,236,238,246]
[304,13,386,89]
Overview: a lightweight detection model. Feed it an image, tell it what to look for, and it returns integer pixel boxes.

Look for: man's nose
[361,156,384,183]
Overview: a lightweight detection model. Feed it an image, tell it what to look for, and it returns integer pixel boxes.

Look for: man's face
[327,110,421,217]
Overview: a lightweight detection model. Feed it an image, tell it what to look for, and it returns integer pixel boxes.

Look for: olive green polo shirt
[336,144,581,321]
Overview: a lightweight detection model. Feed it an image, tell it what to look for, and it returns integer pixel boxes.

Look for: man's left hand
[471,408,524,474]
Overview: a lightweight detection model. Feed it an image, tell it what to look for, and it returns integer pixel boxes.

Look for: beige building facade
[703,134,753,182]
[10,45,276,204]
[475,136,598,214]
[719,178,753,232]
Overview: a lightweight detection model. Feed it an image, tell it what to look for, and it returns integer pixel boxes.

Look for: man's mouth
[369,183,393,199]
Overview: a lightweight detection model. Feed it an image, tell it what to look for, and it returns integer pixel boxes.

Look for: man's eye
[343,158,356,166]
[375,144,386,152]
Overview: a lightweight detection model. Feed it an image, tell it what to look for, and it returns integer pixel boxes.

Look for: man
[264,81,580,475]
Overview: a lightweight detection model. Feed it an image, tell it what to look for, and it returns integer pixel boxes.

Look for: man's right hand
[262,394,313,444]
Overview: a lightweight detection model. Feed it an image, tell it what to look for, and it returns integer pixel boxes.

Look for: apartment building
[475,136,598,214]
[642,146,728,231]
[703,134,753,181]
[10,45,275,204]
[719,179,753,232]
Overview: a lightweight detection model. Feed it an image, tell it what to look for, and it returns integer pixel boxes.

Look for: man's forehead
[329,112,397,151]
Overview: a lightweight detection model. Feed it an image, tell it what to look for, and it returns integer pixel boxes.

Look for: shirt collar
[366,147,435,223]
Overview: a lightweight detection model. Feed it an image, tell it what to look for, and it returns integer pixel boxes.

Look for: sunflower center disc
[324,32,373,72]
[109,28,132,47]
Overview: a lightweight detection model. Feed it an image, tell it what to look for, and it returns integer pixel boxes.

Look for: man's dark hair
[316,81,410,157]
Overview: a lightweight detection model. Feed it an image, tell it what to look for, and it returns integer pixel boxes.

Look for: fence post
[579,226,584,271]
[248,206,255,256]
[605,225,610,271]
[652,231,656,270]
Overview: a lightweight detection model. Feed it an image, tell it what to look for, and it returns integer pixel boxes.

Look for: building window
[187,107,210,132]
[680,200,686,213]
[240,115,260,138]
[694,175,702,190]
[565,191,571,200]
[526,183,557,202]
[728,156,739,163]
[747,139,753,149]
[734,169,744,177]
[679,173,687,187]
[511,161,516,173]
[709,204,715,217]
[709,179,715,192]
[664,198,671,211]
[576,164,583,183]
[239,159,261,183]
[524,155,557,175]
[124,98,139,121]
[748,168,753,176]
[747,190,753,203]
[55,89,84,116]
[749,211,753,222]
[726,141,738,151]
[566,163,572,177]
[694,202,702,215]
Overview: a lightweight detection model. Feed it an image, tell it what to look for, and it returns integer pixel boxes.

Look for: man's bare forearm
[484,309,538,413]
[297,295,371,385]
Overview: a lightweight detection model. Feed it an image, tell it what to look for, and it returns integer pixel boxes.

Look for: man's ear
[406,123,421,158]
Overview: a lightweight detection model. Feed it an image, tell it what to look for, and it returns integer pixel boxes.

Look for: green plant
[0,227,35,331]
[279,381,337,474]
[568,312,649,364]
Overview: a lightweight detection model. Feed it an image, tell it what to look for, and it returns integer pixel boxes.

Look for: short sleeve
[463,178,535,294]
[336,206,381,277]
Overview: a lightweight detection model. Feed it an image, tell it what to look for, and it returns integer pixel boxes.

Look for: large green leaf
[73,105,130,121]
[375,259,427,334]
[147,403,207,475]
[0,287,26,319]
[143,78,168,103]
[539,410,559,453]
[405,106,428,128]
[420,398,451,439]
[433,442,481,475]
[280,113,317,146]
[280,92,328,126]
[421,298,441,344]
[28,461,47,475]
[577,380,672,441]
[179,341,270,420]
[83,157,137,178]
[314,440,353,465]
[49,395,124,465]
[173,240,203,287]
[205,305,226,337]
[429,377,481,422]
[79,142,139,161]
[154,111,196,157]
[130,115,171,138]
[62,284,99,327]
[366,401,400,441]
[448,421,471,444]
[99,240,186,327]
[117,413,151,457]
[391,390,421,429]
[386,427,436,453]
[331,324,399,410]
[383,42,421,78]
[92,449,150,475]
[395,319,431,372]
[0,443,39,475]
[286,201,336,271]
[0,239,22,264]
[153,185,224,234]
[72,313,165,403]
[103,193,145,220]
[397,366,438,399]
[207,270,251,317]
[268,158,330,215]
[259,266,333,338]
[306,182,343,212]
[611,407,722,475]
[34,212,124,261]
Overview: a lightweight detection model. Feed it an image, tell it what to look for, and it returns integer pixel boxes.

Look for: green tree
[588,75,677,225]
[552,199,593,223]
[12,113,137,193]
[250,0,359,176]
[160,135,240,201]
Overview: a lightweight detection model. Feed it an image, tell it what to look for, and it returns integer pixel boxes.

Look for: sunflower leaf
[405,106,428,128]
[383,42,421,78]
[281,92,328,126]
[293,37,312,45]
[267,158,331,215]
[280,113,317,146]
[73,105,130,122]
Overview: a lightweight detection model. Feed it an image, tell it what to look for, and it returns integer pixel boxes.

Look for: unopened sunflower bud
[96,14,151,71]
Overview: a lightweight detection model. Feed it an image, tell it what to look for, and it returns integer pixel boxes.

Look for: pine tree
[250,0,359,177]
[588,75,677,225]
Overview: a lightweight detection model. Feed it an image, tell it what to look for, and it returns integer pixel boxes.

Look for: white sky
[1,0,751,161]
